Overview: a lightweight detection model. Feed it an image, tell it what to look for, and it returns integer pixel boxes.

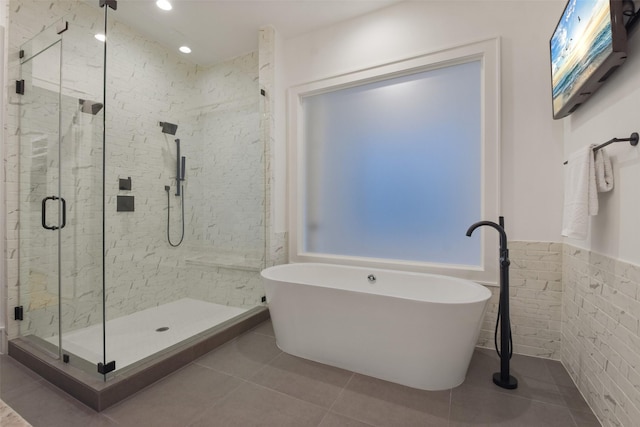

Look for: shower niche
[10,0,270,409]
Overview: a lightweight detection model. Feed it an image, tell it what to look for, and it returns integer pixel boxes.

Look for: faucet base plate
[492,372,518,389]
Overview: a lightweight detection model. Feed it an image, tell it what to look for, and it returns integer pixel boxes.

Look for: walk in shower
[10,0,268,406]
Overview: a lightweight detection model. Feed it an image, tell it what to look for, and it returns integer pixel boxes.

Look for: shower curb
[8,306,270,411]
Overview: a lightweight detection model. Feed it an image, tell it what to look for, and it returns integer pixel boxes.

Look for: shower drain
[155,326,170,332]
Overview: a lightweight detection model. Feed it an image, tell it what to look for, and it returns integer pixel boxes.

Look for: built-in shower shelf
[185,253,263,272]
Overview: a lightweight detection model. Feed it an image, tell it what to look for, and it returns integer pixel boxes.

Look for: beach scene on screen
[551,0,613,114]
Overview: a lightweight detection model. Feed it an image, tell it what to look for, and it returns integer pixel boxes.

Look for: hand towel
[561,145,597,239]
[594,148,614,192]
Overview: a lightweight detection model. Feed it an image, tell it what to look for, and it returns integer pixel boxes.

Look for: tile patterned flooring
[0,320,601,426]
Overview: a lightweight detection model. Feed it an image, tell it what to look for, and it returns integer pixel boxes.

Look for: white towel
[594,149,614,192]
[562,145,598,239]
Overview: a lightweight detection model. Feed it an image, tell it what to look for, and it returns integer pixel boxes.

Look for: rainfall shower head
[159,121,178,135]
[79,99,103,115]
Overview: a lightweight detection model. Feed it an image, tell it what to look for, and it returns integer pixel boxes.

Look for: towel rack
[592,132,638,153]
[563,132,638,165]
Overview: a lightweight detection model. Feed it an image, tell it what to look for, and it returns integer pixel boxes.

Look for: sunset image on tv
[551,0,613,115]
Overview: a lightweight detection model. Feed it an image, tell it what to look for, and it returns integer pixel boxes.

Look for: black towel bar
[592,132,639,153]
[563,132,638,165]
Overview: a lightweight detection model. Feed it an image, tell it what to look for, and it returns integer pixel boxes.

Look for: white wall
[277,0,567,243]
[562,24,640,266]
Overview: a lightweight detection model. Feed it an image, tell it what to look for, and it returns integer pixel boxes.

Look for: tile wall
[563,245,640,427]
[257,26,288,268]
[477,241,563,360]
[476,241,640,427]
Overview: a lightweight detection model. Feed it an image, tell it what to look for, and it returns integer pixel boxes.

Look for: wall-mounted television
[550,0,628,119]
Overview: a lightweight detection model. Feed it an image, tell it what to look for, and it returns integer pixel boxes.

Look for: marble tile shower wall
[259,27,274,265]
[6,0,268,342]
[182,52,265,304]
[185,53,263,259]
[257,27,289,268]
[101,15,197,323]
[105,33,265,316]
[477,241,563,359]
[563,245,640,427]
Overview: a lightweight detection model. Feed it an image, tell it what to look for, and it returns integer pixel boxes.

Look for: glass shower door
[18,22,65,359]
[18,17,106,378]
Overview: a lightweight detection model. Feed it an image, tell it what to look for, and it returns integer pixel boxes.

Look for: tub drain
[156,326,170,332]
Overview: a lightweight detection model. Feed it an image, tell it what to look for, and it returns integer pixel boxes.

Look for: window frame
[288,38,501,285]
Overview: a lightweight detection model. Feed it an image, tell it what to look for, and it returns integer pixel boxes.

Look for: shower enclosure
[13,0,268,390]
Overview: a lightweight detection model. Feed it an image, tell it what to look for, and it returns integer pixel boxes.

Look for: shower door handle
[41,196,66,230]
[60,197,66,229]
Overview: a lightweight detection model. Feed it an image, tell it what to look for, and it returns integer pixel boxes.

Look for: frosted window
[302,61,481,265]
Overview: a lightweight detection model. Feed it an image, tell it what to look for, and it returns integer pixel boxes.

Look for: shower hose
[495,295,514,359]
[166,185,185,247]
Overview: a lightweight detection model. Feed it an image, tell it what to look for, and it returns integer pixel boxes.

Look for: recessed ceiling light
[95,33,106,42]
[156,0,172,11]
[179,46,192,54]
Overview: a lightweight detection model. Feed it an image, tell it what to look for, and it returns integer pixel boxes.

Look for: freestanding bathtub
[261,262,491,390]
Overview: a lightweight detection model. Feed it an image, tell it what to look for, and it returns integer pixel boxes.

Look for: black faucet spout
[466,220,507,250]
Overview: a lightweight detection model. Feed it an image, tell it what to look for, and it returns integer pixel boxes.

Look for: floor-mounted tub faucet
[466,216,518,390]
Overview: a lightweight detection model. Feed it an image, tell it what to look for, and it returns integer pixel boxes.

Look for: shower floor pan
[9,299,269,411]
[46,298,248,371]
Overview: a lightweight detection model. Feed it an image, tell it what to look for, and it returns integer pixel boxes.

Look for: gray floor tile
[468,348,556,384]
[545,358,577,387]
[450,383,577,427]
[250,319,275,337]
[0,355,44,398]
[464,348,565,405]
[4,323,601,427]
[331,374,450,427]
[569,407,602,427]
[509,352,556,383]
[558,383,595,413]
[189,381,326,427]
[250,352,353,408]
[319,412,376,427]
[103,363,242,427]
[464,347,504,388]
[194,331,281,379]
[2,380,115,427]
[504,374,565,405]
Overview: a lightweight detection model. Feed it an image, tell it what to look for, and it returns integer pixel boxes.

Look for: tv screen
[550,0,627,119]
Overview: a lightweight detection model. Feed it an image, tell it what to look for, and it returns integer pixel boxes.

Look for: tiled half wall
[563,245,640,427]
[478,241,640,426]
[477,241,563,360]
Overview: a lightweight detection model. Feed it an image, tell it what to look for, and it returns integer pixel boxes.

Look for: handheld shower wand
[174,139,187,196]
[175,139,181,196]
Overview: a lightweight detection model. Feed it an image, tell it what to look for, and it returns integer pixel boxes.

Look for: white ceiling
[109,0,402,66]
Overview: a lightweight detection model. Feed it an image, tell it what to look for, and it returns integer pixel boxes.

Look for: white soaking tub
[261,262,491,390]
